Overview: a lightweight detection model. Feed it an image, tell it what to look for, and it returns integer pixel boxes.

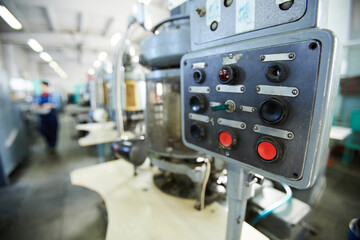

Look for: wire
[199,158,211,211]
[150,14,189,33]
[250,182,292,226]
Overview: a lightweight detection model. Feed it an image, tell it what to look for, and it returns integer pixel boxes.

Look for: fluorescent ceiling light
[98,51,108,61]
[39,52,52,62]
[88,68,95,75]
[110,33,121,47]
[27,39,43,52]
[93,60,101,68]
[0,5,23,30]
[49,61,59,69]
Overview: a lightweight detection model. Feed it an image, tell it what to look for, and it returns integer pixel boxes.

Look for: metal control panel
[190,0,327,50]
[181,29,340,189]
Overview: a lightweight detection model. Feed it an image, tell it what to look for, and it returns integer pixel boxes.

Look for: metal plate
[256,85,299,97]
[253,124,294,140]
[218,118,246,130]
[260,52,296,62]
[216,85,246,93]
[190,0,323,51]
[189,113,209,123]
[191,62,207,69]
[181,29,340,188]
[188,86,210,93]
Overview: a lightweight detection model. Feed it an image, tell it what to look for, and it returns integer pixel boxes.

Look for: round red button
[219,131,233,147]
[257,141,277,161]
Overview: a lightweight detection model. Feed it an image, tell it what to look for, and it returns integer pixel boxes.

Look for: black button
[259,98,288,124]
[189,94,206,113]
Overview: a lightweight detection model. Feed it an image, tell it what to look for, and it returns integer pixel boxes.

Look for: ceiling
[0,0,169,90]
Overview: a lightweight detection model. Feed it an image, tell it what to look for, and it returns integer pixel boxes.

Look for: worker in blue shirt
[35,81,60,154]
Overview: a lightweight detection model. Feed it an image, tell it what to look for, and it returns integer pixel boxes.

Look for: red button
[257,141,277,161]
[219,131,233,147]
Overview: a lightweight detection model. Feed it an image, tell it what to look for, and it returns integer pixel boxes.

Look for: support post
[225,163,252,240]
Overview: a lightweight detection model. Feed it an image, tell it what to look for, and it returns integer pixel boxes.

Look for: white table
[76,121,135,147]
[71,160,269,240]
[330,126,352,141]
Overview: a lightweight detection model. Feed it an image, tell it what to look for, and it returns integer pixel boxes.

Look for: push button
[219,131,233,148]
[257,141,277,161]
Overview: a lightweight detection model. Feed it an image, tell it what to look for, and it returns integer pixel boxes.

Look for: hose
[150,14,189,33]
[250,182,292,225]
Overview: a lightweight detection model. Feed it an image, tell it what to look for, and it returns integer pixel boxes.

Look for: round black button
[259,98,288,124]
[193,70,205,83]
[190,123,206,140]
[265,63,287,83]
[189,94,206,113]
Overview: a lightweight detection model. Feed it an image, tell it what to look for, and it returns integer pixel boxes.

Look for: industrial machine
[180,0,341,239]
[139,3,226,210]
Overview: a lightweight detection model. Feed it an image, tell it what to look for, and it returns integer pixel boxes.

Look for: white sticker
[206,0,221,26]
[236,0,255,33]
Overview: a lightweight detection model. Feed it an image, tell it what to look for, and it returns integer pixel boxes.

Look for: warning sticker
[206,0,221,26]
[236,0,255,33]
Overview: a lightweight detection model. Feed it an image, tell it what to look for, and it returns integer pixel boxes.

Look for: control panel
[190,0,326,50]
[181,29,340,188]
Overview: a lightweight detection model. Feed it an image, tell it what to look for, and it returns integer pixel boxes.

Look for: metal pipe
[112,19,137,137]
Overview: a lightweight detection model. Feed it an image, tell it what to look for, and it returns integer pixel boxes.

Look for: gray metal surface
[190,0,326,51]
[181,29,340,189]
[140,21,190,68]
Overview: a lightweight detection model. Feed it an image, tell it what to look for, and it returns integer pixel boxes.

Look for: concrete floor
[0,116,107,240]
[0,114,359,240]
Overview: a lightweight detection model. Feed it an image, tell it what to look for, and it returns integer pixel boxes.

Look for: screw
[253,126,258,131]
[288,133,293,139]
[225,151,230,157]
[217,86,221,91]
[292,89,298,95]
[240,86,246,92]
[207,88,210,92]
[240,123,246,129]
[239,106,243,111]
[256,87,260,92]
[195,8,206,17]
[288,52,295,59]
[229,53,234,59]
[189,87,192,91]
[218,119,222,124]
[251,108,256,112]
[224,0,233,7]
[260,55,265,61]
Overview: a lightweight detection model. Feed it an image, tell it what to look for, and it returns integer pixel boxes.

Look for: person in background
[35,81,60,154]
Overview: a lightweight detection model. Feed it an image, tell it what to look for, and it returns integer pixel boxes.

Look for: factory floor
[0,113,359,240]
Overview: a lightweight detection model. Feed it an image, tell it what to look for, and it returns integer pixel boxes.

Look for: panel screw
[239,106,243,111]
[225,151,230,156]
[256,87,260,92]
[251,108,256,112]
[240,86,246,92]
[253,126,258,131]
[240,123,246,129]
[207,88,210,92]
[260,55,265,61]
[195,8,206,17]
[287,133,293,139]
[217,86,221,91]
[288,52,295,59]
[218,119,222,124]
[292,89,298,95]
[229,53,234,59]
[224,0,233,7]
[189,87,192,91]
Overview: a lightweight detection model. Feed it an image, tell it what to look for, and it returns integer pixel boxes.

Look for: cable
[199,158,211,211]
[150,14,189,33]
[250,182,292,226]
